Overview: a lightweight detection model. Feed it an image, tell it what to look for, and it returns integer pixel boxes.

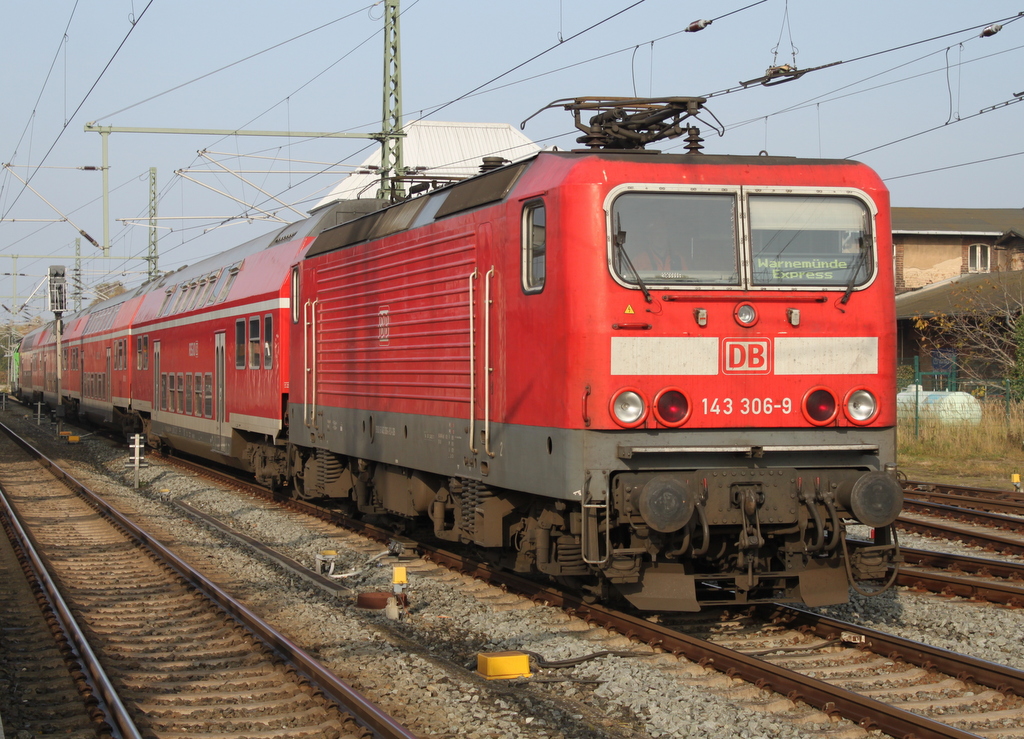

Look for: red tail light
[654,388,691,427]
[803,387,838,425]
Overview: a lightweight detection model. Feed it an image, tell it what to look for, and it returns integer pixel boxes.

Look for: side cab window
[522,200,546,293]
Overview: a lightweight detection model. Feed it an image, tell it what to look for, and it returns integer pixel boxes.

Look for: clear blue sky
[2,0,1022,316]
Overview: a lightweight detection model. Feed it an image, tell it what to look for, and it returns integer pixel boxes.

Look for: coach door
[214,332,228,453]
[152,341,161,421]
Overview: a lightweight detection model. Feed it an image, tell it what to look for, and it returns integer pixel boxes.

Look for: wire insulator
[685,19,712,33]
[980,24,1003,37]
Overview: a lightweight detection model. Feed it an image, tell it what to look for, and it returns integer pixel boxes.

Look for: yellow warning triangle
[625,305,635,314]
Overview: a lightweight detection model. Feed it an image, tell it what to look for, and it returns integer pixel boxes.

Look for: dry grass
[897,398,1024,489]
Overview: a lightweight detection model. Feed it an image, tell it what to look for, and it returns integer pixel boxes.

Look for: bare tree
[913,277,1024,382]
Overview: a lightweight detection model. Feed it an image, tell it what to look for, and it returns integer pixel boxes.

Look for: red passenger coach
[287,99,903,611]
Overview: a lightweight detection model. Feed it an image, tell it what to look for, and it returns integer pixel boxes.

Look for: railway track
[135,442,1024,738]
[0,419,415,739]
[896,479,1024,558]
[897,546,1024,606]
[0,504,108,739]
[7,407,1024,739]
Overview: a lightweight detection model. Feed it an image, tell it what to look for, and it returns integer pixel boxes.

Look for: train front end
[559,150,903,610]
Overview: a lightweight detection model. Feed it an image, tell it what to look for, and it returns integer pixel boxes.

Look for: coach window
[235,319,246,369]
[142,336,149,370]
[263,314,273,369]
[185,374,193,415]
[522,201,546,293]
[160,374,168,411]
[194,373,202,415]
[249,316,261,369]
[749,195,872,288]
[204,373,213,418]
[158,287,175,317]
[205,269,223,305]
[217,265,240,303]
[291,267,300,323]
[184,281,202,312]
[171,285,190,314]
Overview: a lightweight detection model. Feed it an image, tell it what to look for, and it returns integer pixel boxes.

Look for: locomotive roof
[305,149,875,259]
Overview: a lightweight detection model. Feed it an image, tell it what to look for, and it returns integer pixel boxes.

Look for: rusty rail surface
[0,419,418,739]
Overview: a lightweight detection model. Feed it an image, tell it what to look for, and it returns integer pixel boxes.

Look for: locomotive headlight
[654,388,691,427]
[734,302,758,327]
[802,387,838,425]
[845,388,878,424]
[610,389,648,427]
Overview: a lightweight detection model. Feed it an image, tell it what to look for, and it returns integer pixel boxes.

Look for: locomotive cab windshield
[608,187,875,291]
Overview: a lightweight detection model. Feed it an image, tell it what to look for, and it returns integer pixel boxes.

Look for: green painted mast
[379,0,405,201]
[148,167,159,281]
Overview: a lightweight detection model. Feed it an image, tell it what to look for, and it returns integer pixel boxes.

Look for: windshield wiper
[614,214,652,304]
[840,236,870,305]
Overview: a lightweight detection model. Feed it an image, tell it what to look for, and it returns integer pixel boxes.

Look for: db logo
[378,307,390,345]
[723,338,771,374]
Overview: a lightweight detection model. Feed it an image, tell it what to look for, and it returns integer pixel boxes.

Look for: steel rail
[902,489,1024,517]
[0,420,418,739]
[896,546,1024,606]
[0,486,142,739]
[130,443,1015,738]
[902,497,1024,530]
[411,552,983,738]
[771,605,1024,697]
[897,514,1024,556]
[903,479,1024,504]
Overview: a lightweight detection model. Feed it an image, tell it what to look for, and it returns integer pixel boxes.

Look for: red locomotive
[16,99,903,610]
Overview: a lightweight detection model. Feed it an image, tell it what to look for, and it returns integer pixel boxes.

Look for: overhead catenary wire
[885,148,1024,181]
[1,0,157,224]
[699,11,1024,100]
[847,90,1024,159]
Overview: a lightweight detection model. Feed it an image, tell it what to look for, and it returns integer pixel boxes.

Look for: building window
[969,244,990,273]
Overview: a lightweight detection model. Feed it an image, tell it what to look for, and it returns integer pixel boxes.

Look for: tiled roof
[895,269,1024,318]
[892,207,1024,235]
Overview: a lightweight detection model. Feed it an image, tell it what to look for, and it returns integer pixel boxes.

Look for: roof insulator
[479,156,509,173]
[685,19,712,33]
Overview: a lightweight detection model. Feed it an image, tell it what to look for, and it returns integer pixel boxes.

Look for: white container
[896,387,982,425]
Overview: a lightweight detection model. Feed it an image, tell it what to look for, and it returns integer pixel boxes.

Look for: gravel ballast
[5,408,1024,738]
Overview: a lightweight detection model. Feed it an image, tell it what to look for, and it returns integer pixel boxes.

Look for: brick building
[893,207,1024,293]
[893,208,1024,376]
